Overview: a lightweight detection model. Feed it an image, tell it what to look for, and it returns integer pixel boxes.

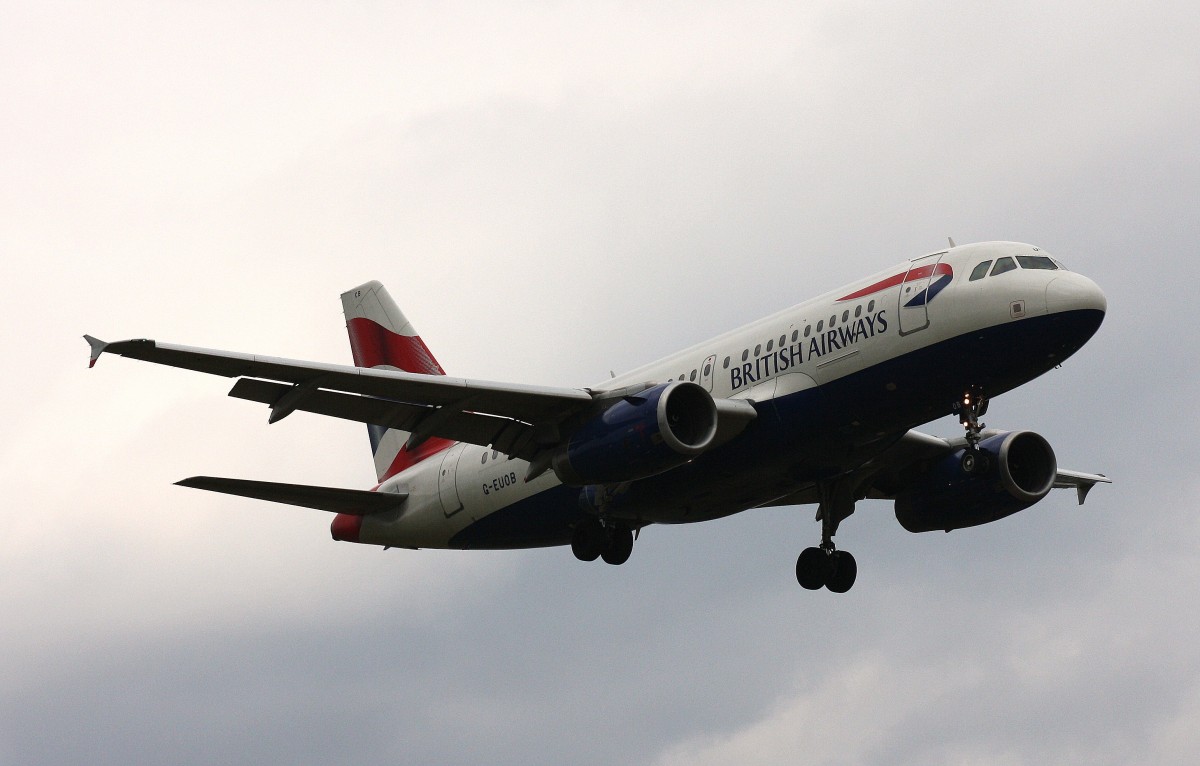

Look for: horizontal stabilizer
[84,335,109,368]
[176,476,406,515]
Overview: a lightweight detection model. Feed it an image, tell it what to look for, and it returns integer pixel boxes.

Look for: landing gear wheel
[571,519,604,562]
[961,450,978,474]
[796,547,829,590]
[825,551,857,593]
[601,526,634,566]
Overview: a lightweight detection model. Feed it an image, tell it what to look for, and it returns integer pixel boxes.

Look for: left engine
[894,430,1058,533]
[552,381,719,485]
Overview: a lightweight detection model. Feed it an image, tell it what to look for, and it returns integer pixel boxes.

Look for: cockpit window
[990,257,1017,276]
[1016,255,1058,270]
[969,261,992,281]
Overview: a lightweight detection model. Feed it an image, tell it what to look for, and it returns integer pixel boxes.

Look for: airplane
[85,240,1110,592]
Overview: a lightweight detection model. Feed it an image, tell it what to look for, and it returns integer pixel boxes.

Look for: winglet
[1054,469,1112,506]
[1076,475,1110,505]
[84,335,108,368]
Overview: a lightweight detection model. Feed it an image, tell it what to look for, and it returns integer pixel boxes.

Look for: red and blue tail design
[341,281,454,484]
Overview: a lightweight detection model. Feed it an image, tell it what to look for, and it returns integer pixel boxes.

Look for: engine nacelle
[552,381,718,485]
[894,430,1058,533]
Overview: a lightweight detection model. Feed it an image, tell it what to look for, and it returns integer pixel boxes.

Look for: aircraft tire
[601,526,634,566]
[796,547,828,590]
[961,450,978,473]
[825,551,857,593]
[571,520,603,562]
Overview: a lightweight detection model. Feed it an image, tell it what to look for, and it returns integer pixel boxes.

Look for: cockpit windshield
[969,253,1064,281]
[1016,255,1058,270]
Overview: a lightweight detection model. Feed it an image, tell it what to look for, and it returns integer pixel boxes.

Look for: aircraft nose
[1046,273,1107,316]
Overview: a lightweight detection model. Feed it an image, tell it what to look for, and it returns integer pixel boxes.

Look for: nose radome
[1046,274,1107,315]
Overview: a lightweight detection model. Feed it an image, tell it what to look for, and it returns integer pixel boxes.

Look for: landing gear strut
[953,387,990,474]
[796,479,858,593]
[572,518,634,566]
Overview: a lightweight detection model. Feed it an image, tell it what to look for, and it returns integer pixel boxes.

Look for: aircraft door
[699,354,716,392]
[897,252,947,336]
[438,443,466,517]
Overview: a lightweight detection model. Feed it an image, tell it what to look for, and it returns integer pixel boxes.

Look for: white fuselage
[357,242,1105,550]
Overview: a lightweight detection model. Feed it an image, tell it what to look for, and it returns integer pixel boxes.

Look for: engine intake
[553,381,718,485]
[895,430,1058,533]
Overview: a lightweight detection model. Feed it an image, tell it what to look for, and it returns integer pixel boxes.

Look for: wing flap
[226,379,543,458]
[176,476,407,515]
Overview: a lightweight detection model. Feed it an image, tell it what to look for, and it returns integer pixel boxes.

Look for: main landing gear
[572,518,635,566]
[796,479,858,593]
[953,387,991,474]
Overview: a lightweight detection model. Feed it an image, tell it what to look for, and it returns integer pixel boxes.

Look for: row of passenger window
[969,254,1061,281]
[671,299,878,383]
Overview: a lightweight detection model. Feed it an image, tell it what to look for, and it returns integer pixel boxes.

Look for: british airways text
[730,310,889,391]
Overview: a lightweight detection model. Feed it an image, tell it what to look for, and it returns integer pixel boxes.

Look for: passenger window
[804,325,811,337]
[990,257,1017,276]
[742,349,749,362]
[690,369,697,381]
[816,320,824,332]
[1016,255,1058,270]
[829,315,836,327]
[791,330,798,342]
[854,305,862,318]
[481,452,488,464]
[970,261,992,281]
[754,344,761,356]
[868,300,875,312]
[779,334,786,347]
[723,356,730,369]
[703,362,711,376]
[841,310,849,323]
[766,339,774,352]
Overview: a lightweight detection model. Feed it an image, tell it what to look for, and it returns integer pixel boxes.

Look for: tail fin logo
[341,281,453,483]
[346,317,445,374]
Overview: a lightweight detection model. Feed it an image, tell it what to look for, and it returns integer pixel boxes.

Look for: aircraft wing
[1052,468,1114,505]
[86,335,597,459]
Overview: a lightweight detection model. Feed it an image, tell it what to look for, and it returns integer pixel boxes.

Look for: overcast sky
[3,2,1199,763]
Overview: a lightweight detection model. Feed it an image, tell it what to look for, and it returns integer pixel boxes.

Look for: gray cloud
[3,1,1199,764]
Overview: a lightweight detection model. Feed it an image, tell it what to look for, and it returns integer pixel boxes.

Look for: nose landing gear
[953,388,990,474]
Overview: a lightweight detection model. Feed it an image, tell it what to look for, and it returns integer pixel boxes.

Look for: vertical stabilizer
[341,281,453,483]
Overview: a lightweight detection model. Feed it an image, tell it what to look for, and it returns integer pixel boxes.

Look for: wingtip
[84,335,107,368]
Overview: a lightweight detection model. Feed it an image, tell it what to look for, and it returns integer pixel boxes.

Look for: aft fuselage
[348,242,1106,550]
